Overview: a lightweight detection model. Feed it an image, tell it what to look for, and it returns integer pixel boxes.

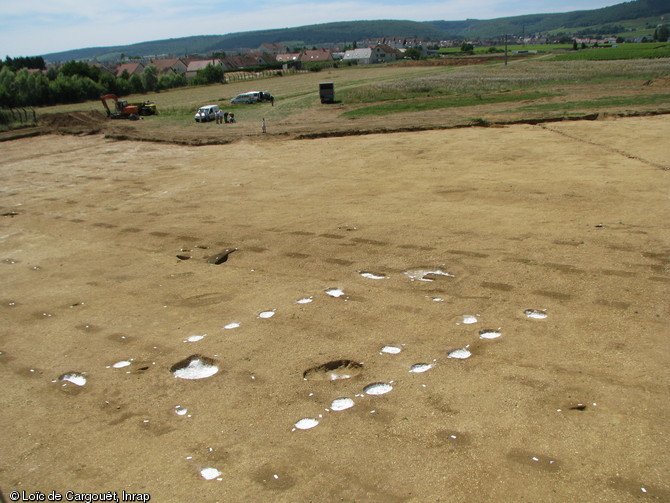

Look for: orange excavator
[100,94,140,120]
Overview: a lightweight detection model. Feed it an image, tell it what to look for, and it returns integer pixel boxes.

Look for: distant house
[343,45,399,64]
[372,44,400,63]
[258,42,287,54]
[115,62,145,77]
[250,52,277,65]
[358,37,426,50]
[275,53,300,63]
[185,59,226,80]
[343,48,373,64]
[150,58,187,75]
[91,62,115,75]
[299,49,333,62]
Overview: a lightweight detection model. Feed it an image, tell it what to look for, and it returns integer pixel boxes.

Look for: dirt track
[1,115,669,502]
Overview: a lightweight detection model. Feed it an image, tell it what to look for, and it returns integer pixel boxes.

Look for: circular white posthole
[359,272,386,280]
[325,288,345,298]
[295,297,313,304]
[448,348,472,359]
[112,361,131,369]
[381,345,402,354]
[404,269,454,282]
[185,334,206,343]
[58,372,87,386]
[200,467,221,480]
[223,322,240,329]
[479,329,501,339]
[409,363,433,373]
[330,397,355,411]
[171,355,219,380]
[364,382,393,395]
[258,310,275,319]
[524,309,548,319]
[294,418,319,430]
[462,315,478,325]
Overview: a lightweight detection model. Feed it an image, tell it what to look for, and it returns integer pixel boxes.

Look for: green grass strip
[341,91,557,118]
[551,44,670,60]
[515,94,670,112]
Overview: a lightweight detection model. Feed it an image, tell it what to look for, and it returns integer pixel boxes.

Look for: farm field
[1,59,669,502]
[16,57,670,145]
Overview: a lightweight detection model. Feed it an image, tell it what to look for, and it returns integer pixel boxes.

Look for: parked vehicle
[132,100,158,116]
[194,105,220,122]
[230,91,274,104]
[255,91,274,103]
[100,94,139,120]
[230,93,256,104]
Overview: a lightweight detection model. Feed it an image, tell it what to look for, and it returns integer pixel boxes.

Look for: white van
[194,104,220,122]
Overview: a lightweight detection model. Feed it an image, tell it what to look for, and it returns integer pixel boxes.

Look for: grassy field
[438,44,573,55]
[341,91,557,118]
[438,43,670,60]
[552,43,670,60]
[515,93,670,112]
[27,56,670,135]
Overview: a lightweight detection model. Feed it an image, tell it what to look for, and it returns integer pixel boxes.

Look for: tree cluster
[0,59,235,108]
[654,26,669,42]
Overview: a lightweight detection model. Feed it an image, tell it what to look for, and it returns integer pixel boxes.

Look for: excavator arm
[100,94,119,116]
[100,94,139,119]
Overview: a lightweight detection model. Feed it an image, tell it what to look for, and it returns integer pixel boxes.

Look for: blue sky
[1,0,624,58]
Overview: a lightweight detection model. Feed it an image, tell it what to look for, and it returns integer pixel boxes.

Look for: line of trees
[0,58,226,108]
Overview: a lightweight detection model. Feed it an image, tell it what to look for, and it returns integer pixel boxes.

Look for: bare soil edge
[2,108,670,145]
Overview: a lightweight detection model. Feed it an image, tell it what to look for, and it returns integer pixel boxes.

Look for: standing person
[262,118,266,133]
[223,111,229,124]
[229,113,235,123]
[216,109,223,124]
[270,95,274,107]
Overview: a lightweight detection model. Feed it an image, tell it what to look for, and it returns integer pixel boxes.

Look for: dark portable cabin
[319,82,335,104]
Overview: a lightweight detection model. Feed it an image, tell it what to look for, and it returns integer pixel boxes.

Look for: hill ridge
[42,0,669,62]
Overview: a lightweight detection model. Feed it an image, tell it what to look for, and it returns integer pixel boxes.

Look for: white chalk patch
[381,346,402,354]
[330,398,355,411]
[223,322,240,329]
[325,288,345,298]
[479,329,501,339]
[172,359,219,380]
[294,418,319,430]
[200,467,221,480]
[524,309,548,319]
[364,382,393,395]
[462,315,478,324]
[448,348,472,359]
[59,373,87,386]
[258,310,275,319]
[185,334,206,343]
[112,361,131,369]
[404,269,454,282]
[360,272,386,280]
[175,407,188,416]
[295,297,313,304]
[409,363,433,373]
[430,297,445,302]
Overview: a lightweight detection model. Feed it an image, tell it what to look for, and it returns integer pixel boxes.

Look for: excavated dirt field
[1,113,669,502]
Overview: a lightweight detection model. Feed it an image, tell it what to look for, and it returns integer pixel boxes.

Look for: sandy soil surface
[1,115,669,502]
